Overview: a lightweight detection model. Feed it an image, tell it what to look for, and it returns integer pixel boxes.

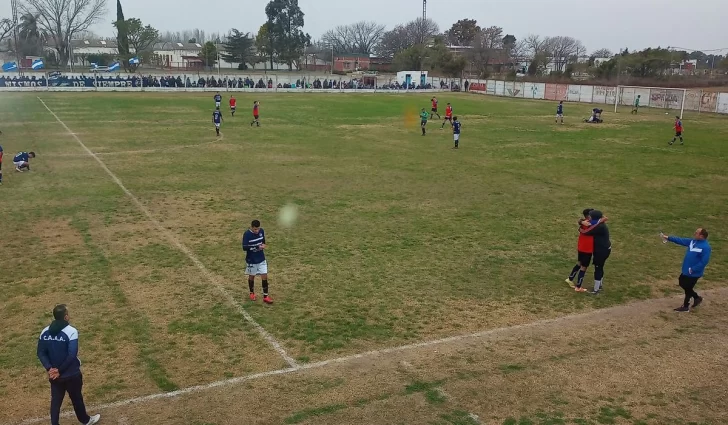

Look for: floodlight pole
[423,0,427,20]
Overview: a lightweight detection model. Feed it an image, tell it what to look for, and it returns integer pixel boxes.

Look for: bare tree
[548,36,583,72]
[322,21,385,55]
[406,17,438,45]
[469,26,503,75]
[524,34,551,57]
[0,18,14,49]
[23,0,107,66]
[591,48,613,58]
[376,24,415,59]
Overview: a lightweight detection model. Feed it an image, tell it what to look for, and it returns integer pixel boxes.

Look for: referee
[661,228,712,312]
[37,304,100,425]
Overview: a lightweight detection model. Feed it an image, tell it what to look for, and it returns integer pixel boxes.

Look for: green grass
[1,91,727,421]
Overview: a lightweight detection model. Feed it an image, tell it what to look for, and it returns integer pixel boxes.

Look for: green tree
[264,0,311,70]
[199,41,218,68]
[444,19,480,46]
[221,29,254,70]
[393,44,427,71]
[113,18,158,70]
[115,0,130,56]
[255,23,275,69]
[17,13,46,57]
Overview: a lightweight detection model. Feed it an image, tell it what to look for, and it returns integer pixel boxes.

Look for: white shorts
[215,102,221,108]
[556,113,563,118]
[215,123,220,128]
[246,261,268,276]
[454,134,460,141]
[13,161,24,167]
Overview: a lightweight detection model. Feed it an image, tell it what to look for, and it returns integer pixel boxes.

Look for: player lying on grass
[14,151,35,172]
[566,208,595,292]
[585,108,603,123]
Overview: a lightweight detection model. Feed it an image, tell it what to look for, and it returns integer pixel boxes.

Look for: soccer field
[1,92,728,424]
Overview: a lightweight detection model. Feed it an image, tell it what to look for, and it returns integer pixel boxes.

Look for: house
[70,39,120,66]
[333,54,392,72]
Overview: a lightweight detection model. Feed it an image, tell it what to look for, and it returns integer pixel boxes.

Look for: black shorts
[593,249,611,267]
[444,116,452,121]
[577,251,592,267]
[675,131,682,137]
[421,120,427,126]
[431,108,438,113]
[253,115,259,120]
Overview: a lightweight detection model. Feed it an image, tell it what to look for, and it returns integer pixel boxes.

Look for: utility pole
[423,0,427,20]
[11,0,22,76]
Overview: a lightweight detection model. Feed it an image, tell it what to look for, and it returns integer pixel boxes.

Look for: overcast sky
[2,0,726,54]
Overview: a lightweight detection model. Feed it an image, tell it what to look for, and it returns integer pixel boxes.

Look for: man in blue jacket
[37,304,100,425]
[661,228,712,312]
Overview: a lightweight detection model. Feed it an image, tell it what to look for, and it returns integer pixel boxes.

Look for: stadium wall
[466,79,728,115]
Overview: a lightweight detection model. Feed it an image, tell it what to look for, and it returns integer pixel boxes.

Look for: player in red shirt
[669,116,683,145]
[430,97,441,119]
[441,103,453,129]
[566,208,595,292]
[229,96,237,117]
[250,101,260,127]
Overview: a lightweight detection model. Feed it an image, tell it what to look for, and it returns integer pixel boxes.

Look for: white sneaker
[86,414,101,425]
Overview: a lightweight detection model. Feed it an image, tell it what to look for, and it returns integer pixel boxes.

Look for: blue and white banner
[90,63,99,70]
[0,75,142,88]
[129,57,140,65]
[2,62,18,72]
[31,59,45,70]
[108,62,120,72]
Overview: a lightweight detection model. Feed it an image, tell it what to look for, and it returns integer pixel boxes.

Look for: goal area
[615,85,687,118]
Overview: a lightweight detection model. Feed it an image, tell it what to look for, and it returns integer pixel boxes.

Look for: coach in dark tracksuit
[37,304,100,425]
[579,210,611,294]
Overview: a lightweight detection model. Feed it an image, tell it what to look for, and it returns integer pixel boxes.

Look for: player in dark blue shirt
[212,108,223,136]
[214,92,222,108]
[452,117,461,149]
[556,101,564,124]
[242,220,273,303]
[13,151,35,172]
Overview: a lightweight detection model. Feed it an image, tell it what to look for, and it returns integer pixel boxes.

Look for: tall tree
[115,0,129,56]
[16,13,46,57]
[198,41,217,67]
[23,0,107,66]
[321,21,385,55]
[221,29,254,69]
[547,36,585,72]
[255,23,275,69]
[125,19,158,55]
[264,0,311,70]
[591,48,613,58]
[406,17,439,45]
[376,18,438,59]
[445,19,480,46]
[0,18,13,48]
[468,26,503,76]
[376,24,412,59]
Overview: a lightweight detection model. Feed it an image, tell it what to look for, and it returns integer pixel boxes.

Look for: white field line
[14,288,726,425]
[37,97,298,369]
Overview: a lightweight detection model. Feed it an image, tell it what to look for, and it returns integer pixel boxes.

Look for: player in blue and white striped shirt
[242,220,273,303]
